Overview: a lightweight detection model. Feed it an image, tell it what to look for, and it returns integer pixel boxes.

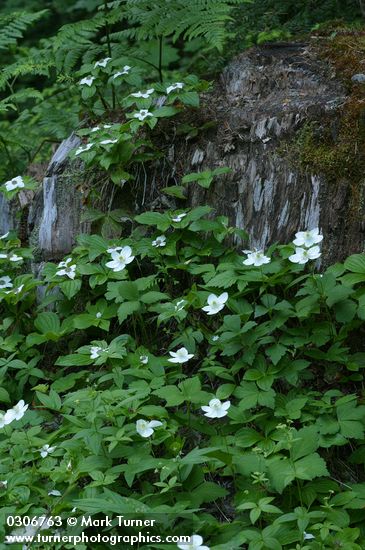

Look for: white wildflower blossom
[113,65,131,78]
[79,76,95,86]
[40,444,56,458]
[201,398,230,419]
[202,292,228,315]
[140,355,149,364]
[0,232,9,239]
[9,254,22,262]
[131,88,154,99]
[172,212,187,222]
[90,346,103,359]
[100,139,118,145]
[152,235,166,248]
[177,534,210,550]
[289,246,321,264]
[3,400,28,425]
[133,109,154,121]
[168,347,194,364]
[48,490,62,497]
[303,532,315,540]
[136,419,162,438]
[293,228,323,247]
[243,249,270,267]
[166,82,184,94]
[105,245,134,272]
[0,276,12,289]
[75,143,94,156]
[4,176,25,192]
[94,57,111,68]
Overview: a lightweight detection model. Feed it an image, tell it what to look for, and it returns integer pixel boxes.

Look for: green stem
[103,0,115,109]
[158,35,163,83]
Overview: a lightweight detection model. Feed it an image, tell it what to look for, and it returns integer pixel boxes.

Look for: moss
[287,28,365,215]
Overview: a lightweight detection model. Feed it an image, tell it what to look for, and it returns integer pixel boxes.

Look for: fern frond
[0,10,48,51]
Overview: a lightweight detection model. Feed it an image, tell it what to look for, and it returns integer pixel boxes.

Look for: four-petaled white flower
[201,398,230,419]
[152,235,166,248]
[0,254,7,259]
[140,355,149,364]
[168,347,194,364]
[79,76,95,86]
[177,534,210,550]
[293,228,323,248]
[90,126,100,133]
[131,88,154,99]
[9,254,22,262]
[75,143,93,156]
[113,65,131,78]
[202,292,228,315]
[133,109,154,121]
[103,124,112,128]
[243,249,271,267]
[3,400,29,425]
[175,299,186,311]
[166,82,184,94]
[56,258,76,279]
[289,246,321,264]
[0,232,9,239]
[212,335,219,342]
[100,139,118,145]
[303,532,315,540]
[0,480,7,487]
[136,419,162,438]
[96,312,102,319]
[172,213,187,222]
[0,276,12,289]
[90,346,102,359]
[4,176,25,192]
[94,57,111,68]
[48,490,62,497]
[105,245,135,272]
[40,444,56,458]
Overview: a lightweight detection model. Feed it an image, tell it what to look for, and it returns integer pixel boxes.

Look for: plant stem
[158,35,163,83]
[103,0,115,109]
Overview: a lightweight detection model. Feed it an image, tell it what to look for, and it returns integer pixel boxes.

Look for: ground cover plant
[1,1,365,549]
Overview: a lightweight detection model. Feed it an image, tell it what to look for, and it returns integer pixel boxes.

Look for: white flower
[140,355,149,364]
[4,176,25,192]
[136,419,162,438]
[289,246,321,264]
[100,139,118,145]
[56,263,76,279]
[303,532,315,540]
[293,228,323,248]
[90,126,100,132]
[90,346,102,359]
[94,57,111,68]
[0,232,9,239]
[113,65,131,78]
[79,76,95,86]
[48,490,62,497]
[0,254,7,259]
[175,299,186,311]
[166,82,184,95]
[96,312,102,319]
[201,398,230,419]
[3,400,28,425]
[212,335,219,342]
[243,250,271,266]
[133,109,154,121]
[9,254,22,262]
[107,246,123,253]
[131,88,154,99]
[0,276,12,289]
[75,143,93,156]
[202,292,228,315]
[172,212,187,222]
[0,480,7,487]
[105,245,134,272]
[103,124,112,128]
[152,235,166,248]
[177,534,210,550]
[168,347,194,364]
[40,444,56,458]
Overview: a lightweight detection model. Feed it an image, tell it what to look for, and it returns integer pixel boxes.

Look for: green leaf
[117,301,141,323]
[59,279,82,299]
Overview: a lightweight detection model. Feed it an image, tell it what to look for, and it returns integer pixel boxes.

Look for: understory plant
[1,211,365,549]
